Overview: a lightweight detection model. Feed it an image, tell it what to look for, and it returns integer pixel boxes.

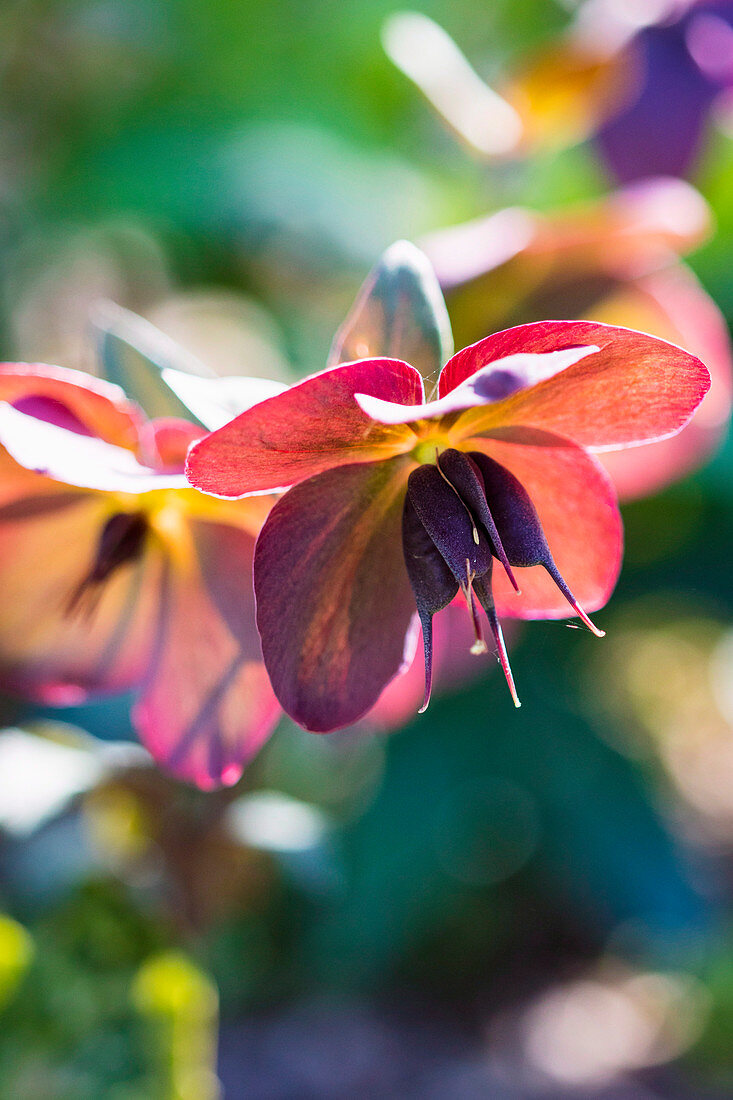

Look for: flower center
[410,438,448,465]
[402,448,604,710]
[67,511,148,616]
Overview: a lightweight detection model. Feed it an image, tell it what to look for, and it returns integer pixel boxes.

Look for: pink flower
[187,243,710,733]
[0,361,280,789]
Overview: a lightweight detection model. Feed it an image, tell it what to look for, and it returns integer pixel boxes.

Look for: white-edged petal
[0,403,185,492]
[355,345,599,424]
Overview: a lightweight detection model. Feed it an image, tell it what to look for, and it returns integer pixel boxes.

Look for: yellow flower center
[411,438,449,465]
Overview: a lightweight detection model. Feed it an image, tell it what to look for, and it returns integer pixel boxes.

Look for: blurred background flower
[0,362,281,790]
[0,0,733,1095]
[421,177,733,500]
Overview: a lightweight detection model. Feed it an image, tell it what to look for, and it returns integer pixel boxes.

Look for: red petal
[254,458,416,732]
[466,432,622,620]
[186,359,423,497]
[141,417,204,473]
[0,363,142,449]
[440,321,710,448]
[134,519,280,790]
[0,494,162,703]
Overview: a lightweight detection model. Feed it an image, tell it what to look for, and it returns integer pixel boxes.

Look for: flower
[506,0,733,181]
[0,356,281,790]
[421,178,733,501]
[187,243,710,733]
[385,4,733,182]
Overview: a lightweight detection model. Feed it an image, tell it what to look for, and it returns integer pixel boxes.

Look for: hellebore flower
[421,178,733,501]
[0,350,281,790]
[187,242,710,733]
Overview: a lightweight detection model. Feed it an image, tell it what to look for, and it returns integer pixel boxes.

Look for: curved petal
[591,269,733,498]
[383,12,523,156]
[0,363,142,449]
[441,320,710,449]
[466,432,622,620]
[0,404,186,493]
[134,521,280,790]
[254,458,416,732]
[186,359,423,497]
[0,494,163,703]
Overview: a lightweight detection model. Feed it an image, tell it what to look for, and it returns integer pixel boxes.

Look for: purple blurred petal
[596,17,721,181]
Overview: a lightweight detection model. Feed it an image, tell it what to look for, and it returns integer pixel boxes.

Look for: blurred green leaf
[306,645,707,986]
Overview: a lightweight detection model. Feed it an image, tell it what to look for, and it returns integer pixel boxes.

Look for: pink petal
[442,320,710,449]
[254,457,416,732]
[466,431,623,620]
[0,363,142,449]
[383,12,523,157]
[592,269,733,498]
[0,404,186,493]
[134,520,280,790]
[0,494,163,703]
[186,359,423,497]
